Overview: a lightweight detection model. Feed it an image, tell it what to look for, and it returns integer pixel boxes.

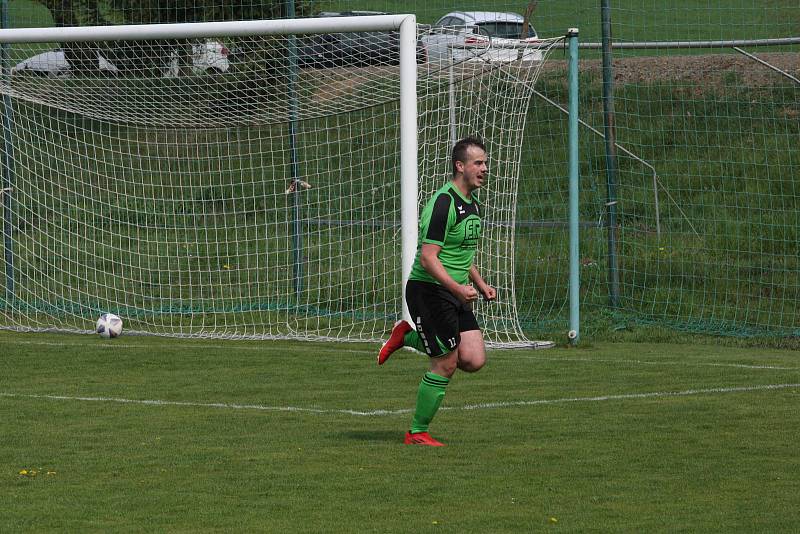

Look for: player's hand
[479,285,497,301]
[455,284,479,304]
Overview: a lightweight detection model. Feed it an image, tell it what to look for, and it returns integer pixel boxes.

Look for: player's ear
[455,159,465,174]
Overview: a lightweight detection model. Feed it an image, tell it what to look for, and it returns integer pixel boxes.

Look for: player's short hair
[452,136,487,176]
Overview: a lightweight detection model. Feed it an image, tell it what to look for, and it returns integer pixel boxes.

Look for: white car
[162,41,230,77]
[11,41,229,77]
[11,49,119,76]
[421,11,542,64]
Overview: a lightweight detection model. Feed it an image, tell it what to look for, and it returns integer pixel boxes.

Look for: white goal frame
[0,15,421,324]
[1,17,570,347]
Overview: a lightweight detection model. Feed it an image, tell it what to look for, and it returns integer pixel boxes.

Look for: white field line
[498,355,800,371]
[2,383,799,417]
[2,339,370,355]
[4,338,799,370]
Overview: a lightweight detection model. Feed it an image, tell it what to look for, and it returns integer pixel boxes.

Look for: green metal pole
[1,0,14,304]
[601,0,620,308]
[567,28,580,345]
[286,0,303,299]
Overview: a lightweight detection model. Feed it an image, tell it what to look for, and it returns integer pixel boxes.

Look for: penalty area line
[2,383,799,417]
[451,383,800,411]
[1,338,373,355]
[495,354,800,371]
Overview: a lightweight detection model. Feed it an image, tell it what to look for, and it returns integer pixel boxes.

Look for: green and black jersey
[409,182,481,286]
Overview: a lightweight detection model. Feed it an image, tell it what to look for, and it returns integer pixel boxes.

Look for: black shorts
[405,279,480,357]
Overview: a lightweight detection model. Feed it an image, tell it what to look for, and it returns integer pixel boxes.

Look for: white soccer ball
[96,313,123,338]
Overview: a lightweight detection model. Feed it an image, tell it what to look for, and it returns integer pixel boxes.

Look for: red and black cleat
[377,320,413,365]
[404,431,445,447]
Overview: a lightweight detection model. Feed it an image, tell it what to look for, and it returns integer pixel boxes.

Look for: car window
[436,16,458,27]
[475,22,536,39]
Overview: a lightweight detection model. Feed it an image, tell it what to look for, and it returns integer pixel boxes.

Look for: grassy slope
[321,0,800,42]
[8,0,800,41]
[5,72,797,339]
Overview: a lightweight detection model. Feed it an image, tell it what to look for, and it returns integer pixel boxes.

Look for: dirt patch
[579,52,800,88]
[311,72,364,102]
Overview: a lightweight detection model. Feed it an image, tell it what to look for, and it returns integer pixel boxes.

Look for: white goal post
[0,16,564,346]
[0,15,421,325]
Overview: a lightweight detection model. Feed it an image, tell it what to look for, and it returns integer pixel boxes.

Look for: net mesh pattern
[0,24,563,343]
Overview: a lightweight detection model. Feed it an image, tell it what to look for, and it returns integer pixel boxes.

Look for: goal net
[0,17,564,344]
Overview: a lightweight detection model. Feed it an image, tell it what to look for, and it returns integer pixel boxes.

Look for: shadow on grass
[337,430,402,443]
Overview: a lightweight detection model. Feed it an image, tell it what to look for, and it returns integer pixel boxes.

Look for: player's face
[458,146,488,191]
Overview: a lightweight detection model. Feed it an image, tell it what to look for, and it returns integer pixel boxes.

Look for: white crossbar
[0,15,413,43]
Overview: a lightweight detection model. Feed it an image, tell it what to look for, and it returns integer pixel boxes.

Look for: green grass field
[2,330,799,532]
[1,2,798,530]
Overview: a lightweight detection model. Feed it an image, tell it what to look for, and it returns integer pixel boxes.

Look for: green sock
[410,372,449,434]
